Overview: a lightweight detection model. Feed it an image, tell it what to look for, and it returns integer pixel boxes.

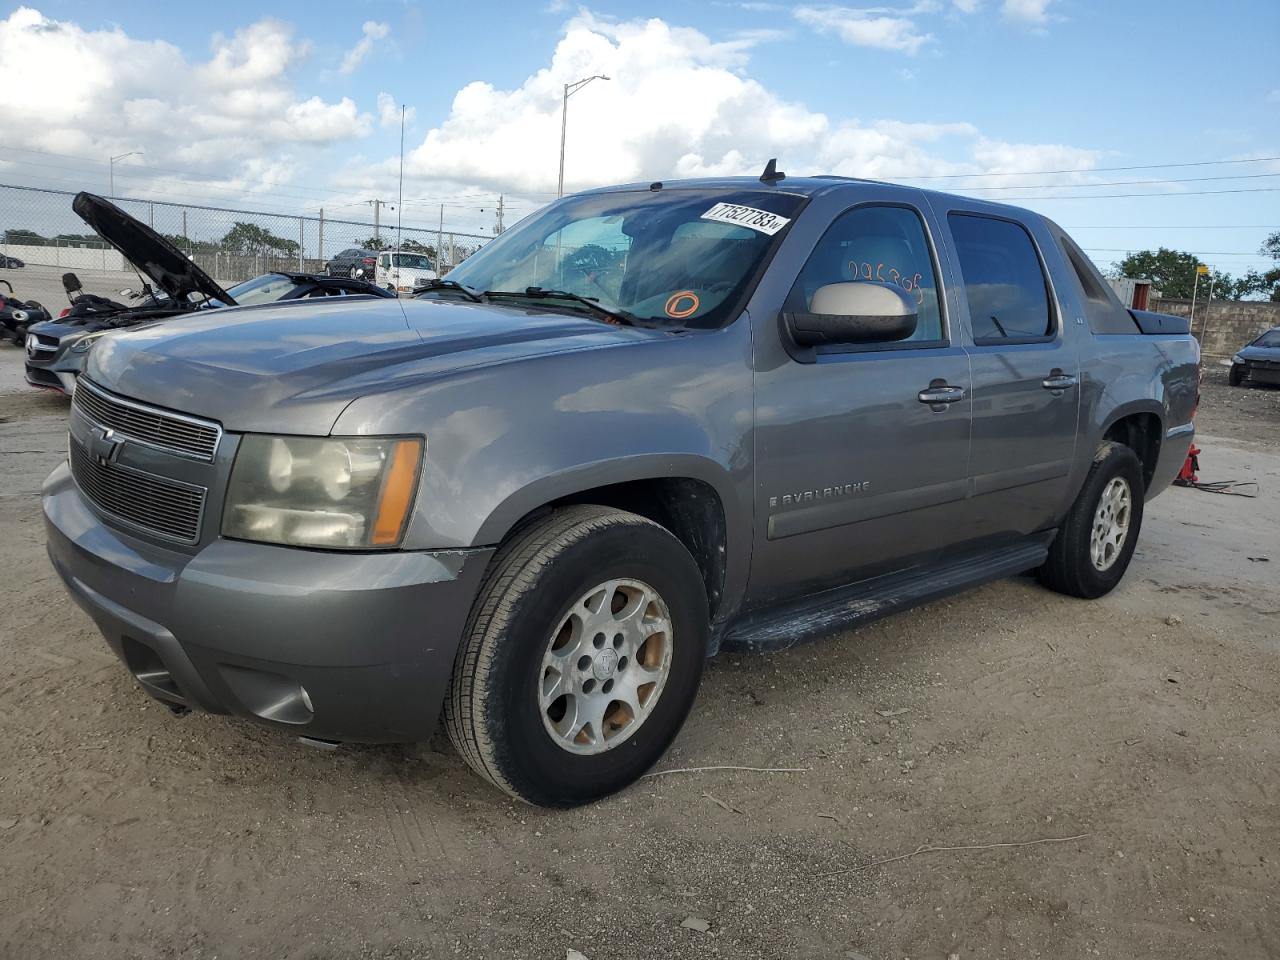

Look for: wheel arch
[1099,403,1164,492]
[474,455,744,621]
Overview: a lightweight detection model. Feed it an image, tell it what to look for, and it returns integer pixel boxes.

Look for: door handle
[917,384,966,405]
[1042,374,1078,391]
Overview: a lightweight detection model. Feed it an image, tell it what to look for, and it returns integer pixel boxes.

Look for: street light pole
[557,75,609,198]
[109,151,143,198]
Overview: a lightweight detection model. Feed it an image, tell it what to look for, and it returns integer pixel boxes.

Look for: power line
[946,172,1280,192]
[1066,224,1279,230]
[904,155,1280,181]
[997,187,1280,201]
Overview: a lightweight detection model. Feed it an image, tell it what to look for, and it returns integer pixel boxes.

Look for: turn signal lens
[372,440,423,546]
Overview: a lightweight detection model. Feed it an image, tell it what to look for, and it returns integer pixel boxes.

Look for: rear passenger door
[939,210,1080,539]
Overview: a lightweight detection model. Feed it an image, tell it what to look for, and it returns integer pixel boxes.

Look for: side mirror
[783,282,918,347]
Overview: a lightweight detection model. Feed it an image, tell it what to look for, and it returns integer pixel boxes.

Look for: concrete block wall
[1151,298,1280,358]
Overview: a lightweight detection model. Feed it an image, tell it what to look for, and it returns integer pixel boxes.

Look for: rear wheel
[1037,442,1145,599]
[348,267,359,280]
[1229,364,1245,386]
[445,506,708,807]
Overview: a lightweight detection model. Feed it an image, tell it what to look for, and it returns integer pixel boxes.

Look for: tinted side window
[788,205,943,344]
[948,214,1053,341]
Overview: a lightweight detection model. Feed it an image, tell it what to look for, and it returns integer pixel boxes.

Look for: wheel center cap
[592,648,619,681]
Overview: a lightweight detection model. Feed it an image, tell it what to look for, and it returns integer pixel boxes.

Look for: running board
[716,540,1050,655]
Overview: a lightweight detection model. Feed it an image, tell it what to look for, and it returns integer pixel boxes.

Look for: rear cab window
[948,213,1055,343]
[1051,225,1140,335]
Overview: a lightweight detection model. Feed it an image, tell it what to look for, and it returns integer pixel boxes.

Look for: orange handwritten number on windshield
[665,291,701,319]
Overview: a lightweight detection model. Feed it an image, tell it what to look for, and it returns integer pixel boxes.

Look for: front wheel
[445,506,708,807]
[1229,364,1245,387]
[1037,441,1145,599]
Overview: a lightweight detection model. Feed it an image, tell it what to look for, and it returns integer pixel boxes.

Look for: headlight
[1231,353,1244,364]
[71,331,109,353]
[223,435,423,549]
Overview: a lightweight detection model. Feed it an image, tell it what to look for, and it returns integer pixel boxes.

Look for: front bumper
[1234,360,1280,385]
[44,461,493,743]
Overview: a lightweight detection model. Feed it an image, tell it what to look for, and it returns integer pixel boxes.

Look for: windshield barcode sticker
[700,202,791,236]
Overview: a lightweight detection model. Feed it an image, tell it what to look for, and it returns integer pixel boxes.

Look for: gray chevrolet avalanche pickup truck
[43,172,1199,807]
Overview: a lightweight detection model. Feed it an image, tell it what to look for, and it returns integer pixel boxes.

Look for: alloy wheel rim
[1090,476,1132,572]
[538,578,673,756]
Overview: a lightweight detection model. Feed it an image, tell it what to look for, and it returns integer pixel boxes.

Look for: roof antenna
[759,158,785,184]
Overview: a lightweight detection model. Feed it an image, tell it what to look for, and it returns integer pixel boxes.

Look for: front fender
[474,452,743,546]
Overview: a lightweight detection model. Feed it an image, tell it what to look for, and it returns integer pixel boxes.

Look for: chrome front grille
[73,380,221,461]
[69,441,206,543]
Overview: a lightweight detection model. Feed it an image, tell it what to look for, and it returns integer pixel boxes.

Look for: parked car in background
[374,250,437,294]
[24,191,394,393]
[1,254,25,268]
[43,171,1198,808]
[29,271,394,393]
[325,248,378,279]
[1229,327,1280,386]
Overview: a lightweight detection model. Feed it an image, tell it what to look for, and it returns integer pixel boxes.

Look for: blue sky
[1,0,1277,276]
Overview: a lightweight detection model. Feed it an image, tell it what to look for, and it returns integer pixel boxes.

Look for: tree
[1255,231,1280,302]
[1118,240,1280,302]
[1116,247,1207,299]
[359,236,438,258]
[219,222,298,256]
[3,228,48,246]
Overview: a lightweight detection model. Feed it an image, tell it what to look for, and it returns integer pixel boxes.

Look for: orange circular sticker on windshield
[664,291,701,319]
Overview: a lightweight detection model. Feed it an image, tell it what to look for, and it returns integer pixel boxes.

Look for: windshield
[391,253,432,269]
[441,189,806,328]
[220,273,299,307]
[1253,329,1280,348]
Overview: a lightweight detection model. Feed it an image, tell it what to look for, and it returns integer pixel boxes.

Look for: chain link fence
[0,183,493,285]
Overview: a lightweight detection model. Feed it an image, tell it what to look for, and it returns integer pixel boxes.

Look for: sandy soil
[0,349,1276,960]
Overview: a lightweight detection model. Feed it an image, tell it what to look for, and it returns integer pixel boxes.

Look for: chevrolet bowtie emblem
[87,425,121,466]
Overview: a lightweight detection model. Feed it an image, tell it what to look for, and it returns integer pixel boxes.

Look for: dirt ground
[0,346,1276,960]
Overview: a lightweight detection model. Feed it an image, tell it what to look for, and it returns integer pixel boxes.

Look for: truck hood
[86,297,660,434]
[73,191,236,306]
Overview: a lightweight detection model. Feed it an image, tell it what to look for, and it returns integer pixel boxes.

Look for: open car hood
[72,192,236,306]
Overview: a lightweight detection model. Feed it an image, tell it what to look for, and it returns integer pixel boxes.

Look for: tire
[1037,441,1145,599]
[445,505,708,807]
[1228,364,1244,387]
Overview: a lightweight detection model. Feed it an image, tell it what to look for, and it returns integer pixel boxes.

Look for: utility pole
[494,195,505,235]
[557,75,609,197]
[1189,263,1207,336]
[181,211,188,254]
[109,151,142,198]
[318,208,325,265]
[367,199,386,247]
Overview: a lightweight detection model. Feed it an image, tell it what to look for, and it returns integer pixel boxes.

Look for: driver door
[748,201,973,607]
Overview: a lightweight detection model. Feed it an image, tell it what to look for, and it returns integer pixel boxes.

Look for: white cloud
[340,20,390,75]
[793,5,932,53]
[1002,0,1055,24]
[377,92,416,129]
[0,7,372,196]
[402,13,1096,195]
[952,0,981,11]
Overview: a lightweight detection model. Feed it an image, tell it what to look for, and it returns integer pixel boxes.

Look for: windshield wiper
[414,279,483,302]
[483,287,636,326]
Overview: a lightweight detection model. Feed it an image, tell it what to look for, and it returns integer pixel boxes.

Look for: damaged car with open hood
[24,192,394,393]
